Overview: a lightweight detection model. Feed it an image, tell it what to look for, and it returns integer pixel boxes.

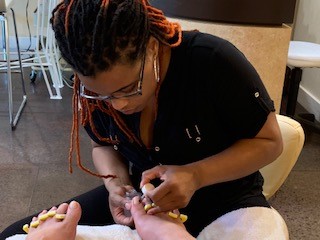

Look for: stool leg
[283,66,320,134]
[280,66,292,115]
[11,8,27,96]
[2,11,27,130]
[286,67,302,117]
[10,8,27,130]
[2,13,14,126]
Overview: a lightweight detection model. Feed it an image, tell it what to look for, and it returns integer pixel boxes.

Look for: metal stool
[281,41,320,134]
[0,7,27,130]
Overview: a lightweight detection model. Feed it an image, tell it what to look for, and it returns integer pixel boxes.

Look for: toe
[56,203,69,214]
[65,201,82,226]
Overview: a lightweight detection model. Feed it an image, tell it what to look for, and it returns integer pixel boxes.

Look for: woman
[0,0,283,239]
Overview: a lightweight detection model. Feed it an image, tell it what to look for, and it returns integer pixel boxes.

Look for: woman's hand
[130,196,195,240]
[140,165,199,214]
[91,144,135,225]
[108,184,136,226]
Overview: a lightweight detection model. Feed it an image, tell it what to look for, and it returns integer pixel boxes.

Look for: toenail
[69,201,78,209]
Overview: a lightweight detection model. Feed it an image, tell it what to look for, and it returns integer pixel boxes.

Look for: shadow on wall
[294,0,319,42]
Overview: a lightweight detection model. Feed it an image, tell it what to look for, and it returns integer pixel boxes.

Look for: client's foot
[26,201,81,240]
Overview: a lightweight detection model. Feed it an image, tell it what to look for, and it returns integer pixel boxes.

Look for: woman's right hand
[108,184,135,226]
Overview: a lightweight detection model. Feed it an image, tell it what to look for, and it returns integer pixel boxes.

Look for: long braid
[64,0,75,34]
[69,75,116,178]
[51,0,182,179]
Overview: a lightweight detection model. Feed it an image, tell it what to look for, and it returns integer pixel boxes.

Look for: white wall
[6,0,38,36]
[293,0,320,121]
[5,0,49,50]
[5,0,13,6]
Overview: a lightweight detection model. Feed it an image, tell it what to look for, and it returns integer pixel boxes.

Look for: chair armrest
[260,114,305,199]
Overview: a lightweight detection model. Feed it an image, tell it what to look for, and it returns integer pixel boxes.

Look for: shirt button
[255,92,260,98]
[154,146,160,152]
[113,145,118,151]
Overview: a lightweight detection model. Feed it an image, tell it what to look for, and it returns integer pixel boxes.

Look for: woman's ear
[146,36,159,61]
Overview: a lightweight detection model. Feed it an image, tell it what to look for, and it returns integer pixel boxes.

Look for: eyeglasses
[80,53,146,101]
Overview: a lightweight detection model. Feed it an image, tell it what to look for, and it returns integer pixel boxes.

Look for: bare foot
[26,201,81,240]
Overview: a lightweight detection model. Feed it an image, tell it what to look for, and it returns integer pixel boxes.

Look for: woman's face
[77,52,158,115]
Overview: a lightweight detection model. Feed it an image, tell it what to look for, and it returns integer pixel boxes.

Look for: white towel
[7,207,288,240]
[6,225,141,240]
[197,207,289,240]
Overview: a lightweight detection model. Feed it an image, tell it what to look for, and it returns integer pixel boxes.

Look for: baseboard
[298,86,320,122]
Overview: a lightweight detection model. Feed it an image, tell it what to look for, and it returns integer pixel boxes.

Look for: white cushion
[260,114,305,199]
[287,41,320,68]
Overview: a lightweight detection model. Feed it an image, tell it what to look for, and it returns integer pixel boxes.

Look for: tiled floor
[1,69,320,239]
[0,70,102,236]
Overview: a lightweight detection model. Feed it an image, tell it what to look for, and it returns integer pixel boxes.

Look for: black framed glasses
[80,53,146,101]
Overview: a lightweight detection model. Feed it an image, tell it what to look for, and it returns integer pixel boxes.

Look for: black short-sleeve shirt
[84,31,275,235]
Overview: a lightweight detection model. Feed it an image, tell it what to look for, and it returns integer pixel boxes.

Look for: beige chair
[260,114,305,200]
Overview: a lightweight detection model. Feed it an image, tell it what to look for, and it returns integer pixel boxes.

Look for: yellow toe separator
[22,224,29,233]
[30,220,40,228]
[179,214,188,223]
[47,210,57,217]
[168,211,179,219]
[39,213,49,221]
[55,214,66,220]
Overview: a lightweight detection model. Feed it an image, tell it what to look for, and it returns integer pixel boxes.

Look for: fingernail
[69,201,77,209]
[133,196,139,204]
[125,202,131,210]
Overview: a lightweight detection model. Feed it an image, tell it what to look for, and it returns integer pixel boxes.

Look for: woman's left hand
[108,184,135,226]
[140,165,199,214]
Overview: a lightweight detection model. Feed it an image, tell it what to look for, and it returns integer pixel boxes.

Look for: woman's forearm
[92,143,131,190]
[191,137,281,189]
[190,112,283,189]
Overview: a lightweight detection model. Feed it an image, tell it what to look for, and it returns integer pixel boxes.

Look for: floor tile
[293,132,320,171]
[27,163,102,215]
[270,171,320,240]
[0,165,38,231]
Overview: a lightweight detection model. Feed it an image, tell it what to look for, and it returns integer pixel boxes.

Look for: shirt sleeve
[208,40,275,139]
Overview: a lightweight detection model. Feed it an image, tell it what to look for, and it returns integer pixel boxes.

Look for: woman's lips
[121,109,135,114]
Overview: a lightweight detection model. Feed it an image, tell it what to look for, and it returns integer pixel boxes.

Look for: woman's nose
[110,98,129,111]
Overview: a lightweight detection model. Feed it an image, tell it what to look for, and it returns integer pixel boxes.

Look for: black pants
[0,185,112,240]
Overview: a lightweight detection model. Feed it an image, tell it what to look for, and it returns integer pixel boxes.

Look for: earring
[153,56,160,83]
